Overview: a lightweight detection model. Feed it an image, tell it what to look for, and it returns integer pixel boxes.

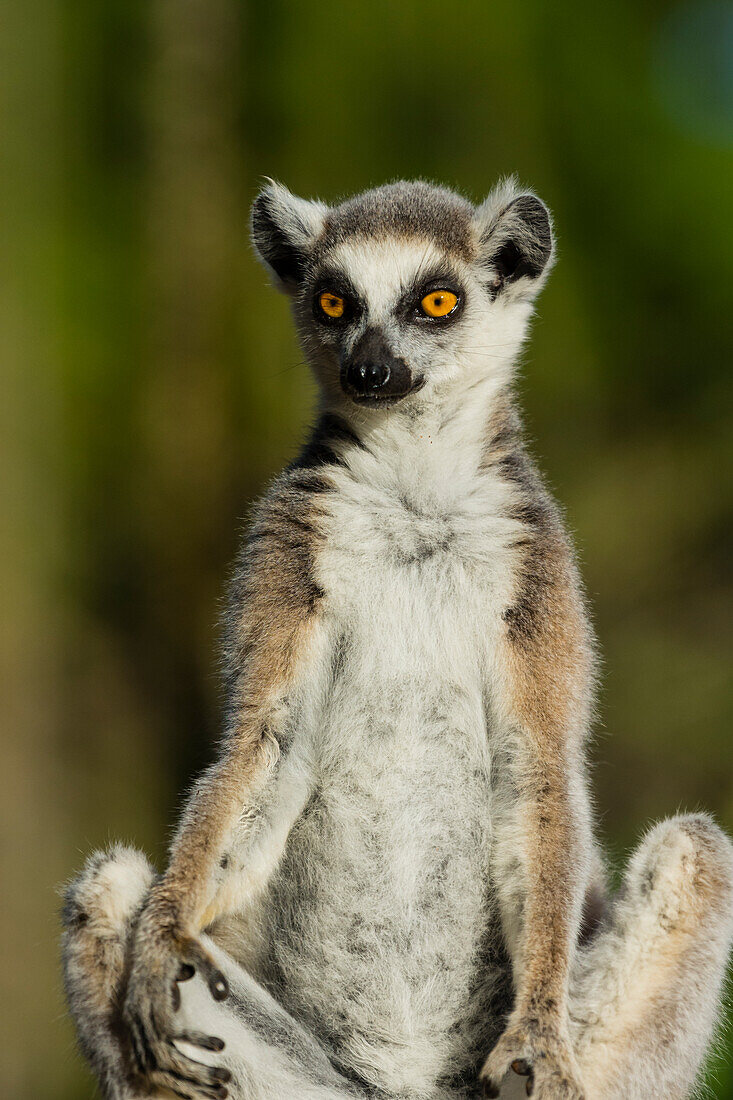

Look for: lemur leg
[62,846,363,1100]
[62,845,156,1100]
[569,814,733,1100]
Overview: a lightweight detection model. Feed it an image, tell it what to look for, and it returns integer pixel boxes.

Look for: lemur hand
[479,1014,585,1099]
[122,899,231,1100]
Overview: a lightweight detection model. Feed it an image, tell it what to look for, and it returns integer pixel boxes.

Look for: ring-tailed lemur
[62,179,733,1100]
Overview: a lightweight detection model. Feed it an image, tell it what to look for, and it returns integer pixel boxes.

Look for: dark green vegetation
[2,1,731,1096]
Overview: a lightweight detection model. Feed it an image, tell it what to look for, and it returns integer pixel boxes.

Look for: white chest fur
[317,410,520,682]
[257,420,522,1092]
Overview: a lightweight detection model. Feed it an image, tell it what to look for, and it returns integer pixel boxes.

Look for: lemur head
[251,179,554,411]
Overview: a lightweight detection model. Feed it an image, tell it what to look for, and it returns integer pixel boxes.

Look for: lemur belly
[271,696,497,1089]
[257,490,511,1092]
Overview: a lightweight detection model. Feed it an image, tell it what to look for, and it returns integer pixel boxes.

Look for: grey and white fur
[62,179,733,1100]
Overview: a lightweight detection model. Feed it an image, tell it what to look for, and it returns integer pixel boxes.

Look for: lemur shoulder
[62,179,733,1100]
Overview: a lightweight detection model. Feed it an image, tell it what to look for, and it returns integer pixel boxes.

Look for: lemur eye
[318,291,345,319]
[420,290,458,318]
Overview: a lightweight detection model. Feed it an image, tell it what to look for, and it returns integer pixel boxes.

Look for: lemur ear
[473,178,554,300]
[251,180,328,292]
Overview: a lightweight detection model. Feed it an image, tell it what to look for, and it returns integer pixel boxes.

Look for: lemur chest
[315,478,501,824]
[313,476,498,855]
[316,500,495,822]
[311,469,516,830]
[316,472,511,695]
[264,486,507,1086]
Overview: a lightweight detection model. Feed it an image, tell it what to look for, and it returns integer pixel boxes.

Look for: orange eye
[420,289,458,318]
[319,291,345,319]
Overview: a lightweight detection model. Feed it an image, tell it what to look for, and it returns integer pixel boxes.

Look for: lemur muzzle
[341,326,416,403]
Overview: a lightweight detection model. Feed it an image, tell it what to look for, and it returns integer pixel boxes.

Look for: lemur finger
[209,971,229,1000]
[182,939,230,1001]
[507,1059,535,1095]
[172,959,197,1009]
[149,1068,229,1099]
[149,1068,229,1100]
[161,1085,192,1100]
[154,1041,231,1089]
[177,962,195,982]
[127,1014,156,1074]
[175,1028,226,1052]
[126,1020,145,1072]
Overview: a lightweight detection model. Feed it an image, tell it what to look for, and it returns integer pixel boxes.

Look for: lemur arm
[122,476,326,1094]
[481,507,595,1098]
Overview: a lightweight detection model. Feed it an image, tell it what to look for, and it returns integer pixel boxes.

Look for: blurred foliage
[1,0,732,1096]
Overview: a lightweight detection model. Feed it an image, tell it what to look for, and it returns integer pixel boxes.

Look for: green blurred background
[2,0,732,1095]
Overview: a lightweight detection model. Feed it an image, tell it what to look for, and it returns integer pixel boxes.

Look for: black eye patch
[310,271,363,327]
[396,271,465,326]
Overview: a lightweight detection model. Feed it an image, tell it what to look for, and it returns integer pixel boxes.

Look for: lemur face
[306,235,469,407]
[251,180,554,409]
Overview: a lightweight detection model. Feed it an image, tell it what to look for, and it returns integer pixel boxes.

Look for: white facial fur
[303,234,530,407]
[297,232,539,413]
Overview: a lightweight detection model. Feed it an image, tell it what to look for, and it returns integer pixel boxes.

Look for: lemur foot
[480,1018,585,1100]
[122,914,230,1097]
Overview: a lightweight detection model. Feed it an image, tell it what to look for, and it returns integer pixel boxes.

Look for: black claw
[177,962,195,982]
[213,1067,232,1083]
[482,1082,500,1099]
[512,1059,531,1076]
[171,982,181,1012]
[526,1076,534,1096]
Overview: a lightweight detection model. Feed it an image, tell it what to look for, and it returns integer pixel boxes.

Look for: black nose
[354,360,391,392]
[340,326,415,404]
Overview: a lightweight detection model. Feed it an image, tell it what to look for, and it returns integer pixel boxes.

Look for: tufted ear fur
[250,180,327,292]
[473,178,554,300]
